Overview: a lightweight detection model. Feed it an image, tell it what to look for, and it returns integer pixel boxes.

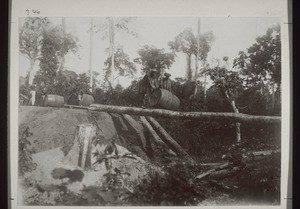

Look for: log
[208,166,240,180]
[110,113,129,132]
[199,162,224,167]
[195,162,229,180]
[250,149,280,156]
[145,116,190,157]
[64,104,281,124]
[122,114,147,151]
[140,116,177,157]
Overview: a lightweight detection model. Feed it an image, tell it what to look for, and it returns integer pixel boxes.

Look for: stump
[64,123,96,169]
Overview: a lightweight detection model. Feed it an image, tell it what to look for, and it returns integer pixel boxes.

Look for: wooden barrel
[80,94,95,106]
[44,95,64,107]
[149,89,180,110]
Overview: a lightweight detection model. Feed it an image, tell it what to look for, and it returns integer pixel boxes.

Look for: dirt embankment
[18,106,281,206]
[19,106,158,205]
[19,106,142,155]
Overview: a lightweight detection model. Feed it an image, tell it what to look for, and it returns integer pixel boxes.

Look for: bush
[129,160,204,206]
[19,127,36,176]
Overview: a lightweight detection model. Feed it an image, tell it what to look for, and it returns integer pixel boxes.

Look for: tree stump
[64,123,96,169]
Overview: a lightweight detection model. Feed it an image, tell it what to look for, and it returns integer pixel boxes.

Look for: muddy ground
[18,106,281,206]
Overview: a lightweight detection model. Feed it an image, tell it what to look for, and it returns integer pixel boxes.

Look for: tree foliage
[31,21,78,96]
[168,28,214,81]
[134,45,175,75]
[233,24,281,85]
[209,67,244,103]
[104,47,137,81]
[232,24,281,114]
[19,17,50,61]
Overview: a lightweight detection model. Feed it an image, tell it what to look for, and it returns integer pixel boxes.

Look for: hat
[164,73,171,77]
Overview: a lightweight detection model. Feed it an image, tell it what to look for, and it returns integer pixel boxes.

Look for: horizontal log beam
[64,104,281,124]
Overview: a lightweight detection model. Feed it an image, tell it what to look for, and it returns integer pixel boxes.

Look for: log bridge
[64,104,281,124]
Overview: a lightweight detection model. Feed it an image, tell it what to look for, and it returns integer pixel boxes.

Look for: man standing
[29,86,36,106]
[78,91,83,106]
[138,69,159,107]
[148,69,160,93]
[161,72,172,92]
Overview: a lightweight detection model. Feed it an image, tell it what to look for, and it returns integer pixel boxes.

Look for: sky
[19,16,280,87]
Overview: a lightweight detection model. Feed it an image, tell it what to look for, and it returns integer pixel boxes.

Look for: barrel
[149,89,180,110]
[43,95,64,107]
[80,94,95,106]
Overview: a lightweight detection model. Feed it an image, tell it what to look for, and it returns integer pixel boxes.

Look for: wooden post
[64,123,96,169]
[79,123,96,168]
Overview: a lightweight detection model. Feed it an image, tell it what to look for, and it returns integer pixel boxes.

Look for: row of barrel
[43,89,181,110]
[44,94,95,107]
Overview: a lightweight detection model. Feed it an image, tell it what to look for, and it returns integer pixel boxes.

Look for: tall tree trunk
[223,87,241,143]
[194,18,200,82]
[260,77,263,95]
[89,18,94,93]
[231,100,241,144]
[59,17,66,71]
[109,17,115,87]
[186,54,192,81]
[204,73,207,100]
[28,59,35,85]
[272,82,275,113]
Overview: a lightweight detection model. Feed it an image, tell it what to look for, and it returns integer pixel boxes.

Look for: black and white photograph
[9,0,291,208]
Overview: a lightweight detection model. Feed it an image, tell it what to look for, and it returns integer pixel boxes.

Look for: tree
[33,23,78,96]
[233,24,281,112]
[37,26,62,90]
[96,17,138,86]
[19,17,50,85]
[168,28,214,81]
[134,45,175,75]
[103,47,137,84]
[208,66,245,143]
[56,21,78,71]
[168,29,196,81]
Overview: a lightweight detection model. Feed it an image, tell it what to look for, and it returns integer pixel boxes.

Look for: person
[138,69,159,107]
[138,71,150,107]
[161,72,172,92]
[29,86,36,106]
[78,91,83,106]
[148,69,159,93]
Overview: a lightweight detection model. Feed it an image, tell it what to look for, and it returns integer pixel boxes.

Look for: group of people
[138,68,172,107]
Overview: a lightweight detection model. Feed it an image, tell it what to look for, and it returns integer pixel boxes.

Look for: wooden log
[122,114,147,151]
[250,149,280,156]
[64,104,281,124]
[110,113,129,132]
[208,166,240,180]
[195,162,229,180]
[145,116,190,157]
[199,162,224,167]
[140,116,177,157]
